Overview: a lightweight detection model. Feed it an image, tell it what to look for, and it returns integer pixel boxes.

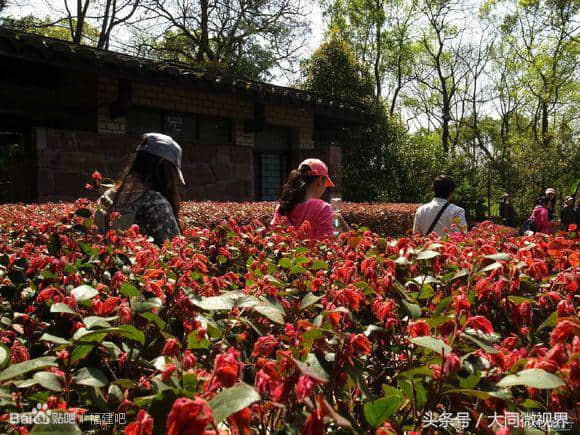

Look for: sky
[3,0,326,87]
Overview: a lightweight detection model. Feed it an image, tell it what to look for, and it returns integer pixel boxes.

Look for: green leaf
[433,296,452,315]
[538,311,557,332]
[253,304,285,325]
[363,396,403,428]
[292,354,329,383]
[50,303,79,316]
[481,262,502,273]
[0,357,58,382]
[484,253,511,261]
[193,295,235,311]
[496,369,565,389]
[70,285,98,303]
[83,316,117,330]
[449,268,469,281]
[409,336,452,355]
[300,293,322,310]
[399,367,433,378]
[187,331,210,349]
[118,325,145,345]
[73,367,108,388]
[417,284,434,300]
[278,257,292,269]
[120,283,139,297]
[33,371,63,392]
[416,250,439,260]
[311,260,329,271]
[400,299,421,318]
[0,344,8,369]
[139,312,166,330]
[70,344,94,363]
[39,333,70,345]
[460,332,498,354]
[507,296,534,304]
[209,383,261,423]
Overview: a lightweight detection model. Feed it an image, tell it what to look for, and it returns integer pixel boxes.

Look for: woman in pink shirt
[530,197,557,234]
[270,159,337,239]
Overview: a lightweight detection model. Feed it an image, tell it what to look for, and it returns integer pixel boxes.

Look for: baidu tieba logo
[10,403,76,425]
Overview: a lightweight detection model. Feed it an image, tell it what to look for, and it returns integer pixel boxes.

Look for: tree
[301,33,404,201]
[135,0,310,80]
[0,1,141,49]
[322,0,418,113]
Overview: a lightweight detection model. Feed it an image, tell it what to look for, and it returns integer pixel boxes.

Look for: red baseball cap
[299,158,334,188]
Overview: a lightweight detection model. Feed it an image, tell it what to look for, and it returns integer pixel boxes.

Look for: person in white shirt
[413,175,467,236]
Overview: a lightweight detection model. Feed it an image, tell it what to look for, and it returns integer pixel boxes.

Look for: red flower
[408,320,431,337]
[557,300,575,317]
[166,397,213,435]
[161,364,178,382]
[550,319,580,346]
[183,350,197,371]
[125,410,154,435]
[251,334,278,358]
[302,407,325,435]
[205,347,242,391]
[350,334,371,355]
[465,316,494,334]
[119,302,133,324]
[228,407,251,435]
[162,338,181,357]
[443,353,461,375]
[91,170,103,181]
[296,375,316,402]
[11,341,30,364]
[517,301,533,325]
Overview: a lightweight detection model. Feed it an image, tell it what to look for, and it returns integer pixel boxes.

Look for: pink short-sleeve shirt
[271,199,334,239]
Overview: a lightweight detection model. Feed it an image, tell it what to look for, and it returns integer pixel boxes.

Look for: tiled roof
[0,27,369,121]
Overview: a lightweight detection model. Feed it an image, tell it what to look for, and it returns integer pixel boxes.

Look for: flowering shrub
[0,201,578,434]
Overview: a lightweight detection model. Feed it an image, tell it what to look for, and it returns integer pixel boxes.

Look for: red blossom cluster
[0,202,577,434]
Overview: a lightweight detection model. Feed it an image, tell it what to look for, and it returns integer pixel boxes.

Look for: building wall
[31,74,341,202]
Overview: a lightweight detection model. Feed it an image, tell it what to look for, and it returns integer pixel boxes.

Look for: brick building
[0,28,368,203]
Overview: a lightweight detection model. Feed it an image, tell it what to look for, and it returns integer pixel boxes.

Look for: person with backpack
[270,158,346,239]
[94,132,184,245]
[413,175,467,236]
[499,193,516,227]
[528,197,557,235]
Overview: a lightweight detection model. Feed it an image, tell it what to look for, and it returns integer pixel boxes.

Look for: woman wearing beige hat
[94,132,185,245]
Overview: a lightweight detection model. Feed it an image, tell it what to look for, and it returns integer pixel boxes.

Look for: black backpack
[519,218,536,235]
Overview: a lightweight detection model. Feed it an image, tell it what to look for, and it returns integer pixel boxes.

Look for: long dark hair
[278,164,319,215]
[116,150,182,229]
[535,196,547,207]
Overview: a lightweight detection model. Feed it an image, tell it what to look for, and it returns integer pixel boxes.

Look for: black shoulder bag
[426,202,451,234]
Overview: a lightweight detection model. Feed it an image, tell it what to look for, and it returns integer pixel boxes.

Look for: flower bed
[181,202,420,237]
[0,201,578,434]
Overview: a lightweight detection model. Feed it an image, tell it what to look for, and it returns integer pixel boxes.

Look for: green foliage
[301,33,408,202]
[0,15,99,44]
[300,31,375,107]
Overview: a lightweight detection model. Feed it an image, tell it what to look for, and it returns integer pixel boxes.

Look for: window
[127,107,162,135]
[198,115,232,144]
[253,126,292,200]
[163,112,196,141]
[127,107,230,143]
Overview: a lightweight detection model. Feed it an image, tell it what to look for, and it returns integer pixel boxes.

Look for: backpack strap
[427,201,451,234]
